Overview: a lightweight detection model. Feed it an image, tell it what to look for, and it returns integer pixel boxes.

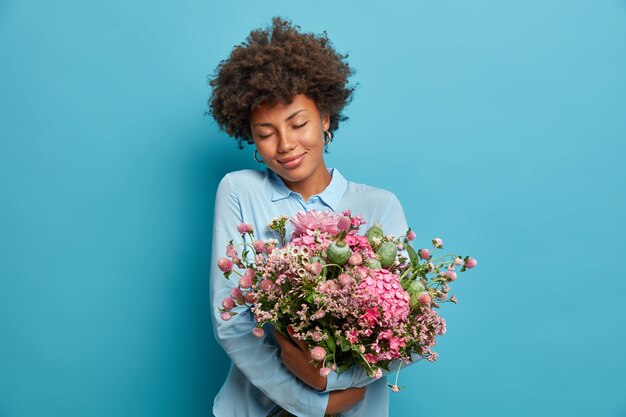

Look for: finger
[274,329,291,351]
[287,326,309,352]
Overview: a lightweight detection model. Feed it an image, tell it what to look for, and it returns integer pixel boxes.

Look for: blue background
[1,1,625,416]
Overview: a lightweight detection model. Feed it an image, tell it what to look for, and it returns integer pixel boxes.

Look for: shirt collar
[267,167,348,211]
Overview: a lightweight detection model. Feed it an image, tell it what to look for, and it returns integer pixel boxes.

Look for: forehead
[250,94,318,122]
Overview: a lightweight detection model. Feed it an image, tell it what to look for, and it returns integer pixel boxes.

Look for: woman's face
[250,94,331,192]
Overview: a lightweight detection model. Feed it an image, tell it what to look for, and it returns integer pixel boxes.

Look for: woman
[208,16,418,417]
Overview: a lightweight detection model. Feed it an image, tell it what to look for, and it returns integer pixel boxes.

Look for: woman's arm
[210,174,331,417]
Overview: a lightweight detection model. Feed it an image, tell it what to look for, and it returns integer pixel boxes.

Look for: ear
[322,113,330,131]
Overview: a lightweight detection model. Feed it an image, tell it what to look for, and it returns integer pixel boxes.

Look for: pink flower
[418,292,431,306]
[254,240,265,253]
[244,292,258,304]
[390,385,400,392]
[309,261,323,276]
[442,271,457,281]
[418,248,431,260]
[217,257,233,273]
[311,332,323,342]
[226,244,237,258]
[453,257,463,266]
[337,216,351,232]
[220,311,233,321]
[320,367,331,377]
[432,237,443,248]
[338,273,354,287]
[237,223,253,234]
[260,279,274,291]
[290,210,342,236]
[252,327,264,338]
[465,257,478,269]
[222,297,235,310]
[230,287,242,299]
[239,273,253,289]
[406,229,416,241]
[450,295,458,304]
[374,368,383,379]
[310,346,326,361]
[348,252,363,266]
[265,244,275,255]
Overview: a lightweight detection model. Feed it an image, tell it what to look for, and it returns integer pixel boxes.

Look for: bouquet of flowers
[217,210,477,392]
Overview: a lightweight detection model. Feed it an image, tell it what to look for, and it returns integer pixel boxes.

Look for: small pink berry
[418,248,431,260]
[237,223,253,234]
[348,253,363,266]
[222,297,235,310]
[309,261,323,276]
[230,287,242,299]
[432,237,443,248]
[252,327,264,338]
[319,367,331,377]
[418,292,431,306]
[245,292,258,304]
[239,274,253,289]
[253,240,265,253]
[337,216,351,232]
[442,271,457,281]
[406,230,416,241]
[338,273,353,287]
[465,257,478,269]
[310,346,326,361]
[220,311,233,321]
[217,257,233,273]
[226,245,237,258]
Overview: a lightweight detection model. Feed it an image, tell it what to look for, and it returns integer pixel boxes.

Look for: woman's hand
[326,387,366,414]
[274,327,327,391]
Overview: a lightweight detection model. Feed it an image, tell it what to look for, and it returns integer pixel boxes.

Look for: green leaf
[405,244,419,268]
[337,334,351,352]
[325,330,336,354]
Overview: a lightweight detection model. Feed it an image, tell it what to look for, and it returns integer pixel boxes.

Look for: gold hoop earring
[253,150,264,163]
[323,130,333,145]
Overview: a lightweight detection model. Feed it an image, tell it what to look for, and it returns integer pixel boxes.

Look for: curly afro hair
[207,16,357,149]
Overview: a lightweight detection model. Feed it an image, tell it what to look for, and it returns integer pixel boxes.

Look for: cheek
[301,130,323,149]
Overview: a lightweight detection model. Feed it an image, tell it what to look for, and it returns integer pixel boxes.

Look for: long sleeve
[210,174,330,417]
[323,193,424,392]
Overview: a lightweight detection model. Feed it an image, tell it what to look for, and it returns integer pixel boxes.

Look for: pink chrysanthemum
[310,346,326,361]
[290,210,342,237]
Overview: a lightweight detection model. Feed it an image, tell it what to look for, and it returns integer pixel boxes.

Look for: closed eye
[294,122,308,129]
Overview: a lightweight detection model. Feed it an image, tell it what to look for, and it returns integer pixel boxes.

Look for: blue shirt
[210,168,422,417]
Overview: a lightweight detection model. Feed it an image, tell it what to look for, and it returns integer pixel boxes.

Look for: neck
[281,164,332,202]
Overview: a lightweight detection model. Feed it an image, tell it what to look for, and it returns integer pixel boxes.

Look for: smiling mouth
[278,153,305,163]
[277,153,305,168]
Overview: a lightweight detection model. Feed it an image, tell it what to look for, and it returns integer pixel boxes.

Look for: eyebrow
[252,109,306,127]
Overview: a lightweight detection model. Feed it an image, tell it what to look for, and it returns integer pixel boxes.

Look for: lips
[278,153,306,169]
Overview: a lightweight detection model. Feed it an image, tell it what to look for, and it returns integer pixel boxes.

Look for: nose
[276,129,297,153]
